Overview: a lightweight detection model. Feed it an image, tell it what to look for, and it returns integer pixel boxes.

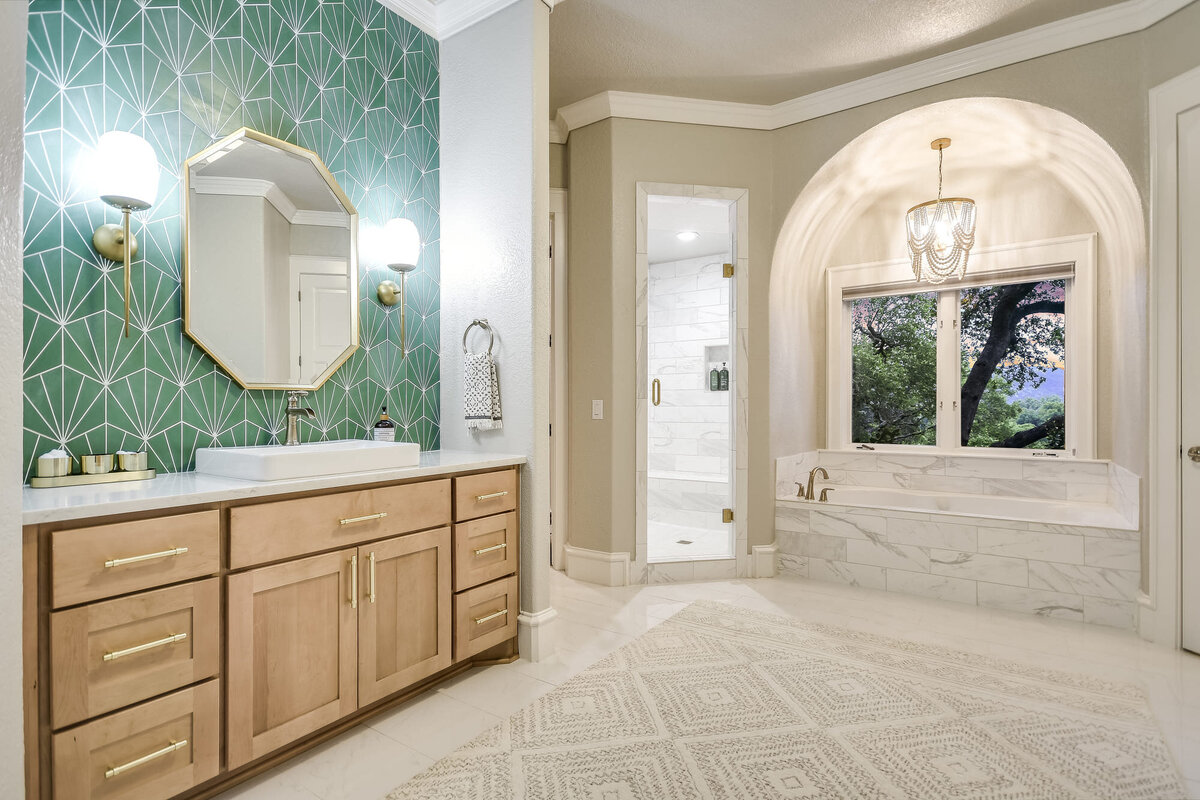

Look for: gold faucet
[803,466,828,501]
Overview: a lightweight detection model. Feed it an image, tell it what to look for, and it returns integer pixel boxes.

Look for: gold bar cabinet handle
[349,554,358,609]
[368,552,376,604]
[475,491,509,502]
[103,632,188,662]
[339,512,387,526]
[474,608,508,625]
[473,542,508,556]
[105,739,188,779]
[104,547,188,569]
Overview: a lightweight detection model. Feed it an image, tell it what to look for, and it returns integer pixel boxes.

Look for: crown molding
[191,176,351,227]
[552,0,1193,139]
[376,0,529,40]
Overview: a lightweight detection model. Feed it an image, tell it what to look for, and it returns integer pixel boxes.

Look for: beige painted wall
[551,142,567,188]
[562,1,1200,561]
[567,119,774,556]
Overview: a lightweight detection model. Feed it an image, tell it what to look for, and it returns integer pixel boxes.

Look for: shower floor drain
[676,539,693,545]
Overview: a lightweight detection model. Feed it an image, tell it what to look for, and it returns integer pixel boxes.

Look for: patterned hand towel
[464,351,503,431]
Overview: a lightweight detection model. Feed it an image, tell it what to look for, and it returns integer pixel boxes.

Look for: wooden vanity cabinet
[225,549,359,769]
[25,465,521,800]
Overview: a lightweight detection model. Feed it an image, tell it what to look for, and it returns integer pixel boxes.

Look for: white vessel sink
[195,440,421,482]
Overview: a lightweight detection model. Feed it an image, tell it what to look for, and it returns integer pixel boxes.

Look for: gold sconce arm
[92,210,139,338]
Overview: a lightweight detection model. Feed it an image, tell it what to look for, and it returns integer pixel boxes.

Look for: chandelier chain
[937,146,943,202]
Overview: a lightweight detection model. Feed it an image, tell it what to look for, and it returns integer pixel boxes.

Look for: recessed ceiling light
[676,230,700,242]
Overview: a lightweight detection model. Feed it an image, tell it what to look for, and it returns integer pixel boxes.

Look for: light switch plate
[592,400,603,420]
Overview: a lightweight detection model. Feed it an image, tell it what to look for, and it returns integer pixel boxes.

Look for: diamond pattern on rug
[985,712,1187,800]
[684,730,892,800]
[387,601,1186,800]
[640,664,812,737]
[760,656,944,728]
[520,741,702,800]
[842,718,1074,799]
[509,670,658,749]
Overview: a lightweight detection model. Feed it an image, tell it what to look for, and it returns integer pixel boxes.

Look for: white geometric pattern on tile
[386,600,1184,800]
[776,500,1142,628]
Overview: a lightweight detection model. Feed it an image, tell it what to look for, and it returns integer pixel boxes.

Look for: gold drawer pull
[104,547,188,569]
[474,608,508,625]
[473,542,508,556]
[339,512,388,526]
[103,632,188,662]
[104,739,188,779]
[475,490,509,502]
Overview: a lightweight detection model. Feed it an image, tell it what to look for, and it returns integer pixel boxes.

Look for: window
[828,236,1095,457]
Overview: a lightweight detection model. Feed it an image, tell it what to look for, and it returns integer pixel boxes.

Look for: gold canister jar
[80,454,114,474]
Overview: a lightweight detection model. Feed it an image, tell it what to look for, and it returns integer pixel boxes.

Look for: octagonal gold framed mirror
[182,127,359,390]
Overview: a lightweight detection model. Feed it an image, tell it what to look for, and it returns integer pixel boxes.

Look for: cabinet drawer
[51,579,220,729]
[454,575,518,660]
[52,511,220,608]
[229,479,451,568]
[52,680,219,800]
[454,470,517,522]
[453,512,518,591]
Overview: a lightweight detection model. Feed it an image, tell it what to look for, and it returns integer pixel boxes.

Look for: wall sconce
[91,131,159,337]
[376,217,421,357]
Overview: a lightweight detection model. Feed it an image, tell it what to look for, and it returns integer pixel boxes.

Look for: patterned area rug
[387,600,1184,799]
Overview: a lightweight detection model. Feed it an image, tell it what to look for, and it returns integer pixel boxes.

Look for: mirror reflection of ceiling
[549,0,1124,112]
[191,139,345,216]
[648,196,731,264]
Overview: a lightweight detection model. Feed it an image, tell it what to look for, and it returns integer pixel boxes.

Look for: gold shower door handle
[652,379,661,406]
[1189,446,1200,463]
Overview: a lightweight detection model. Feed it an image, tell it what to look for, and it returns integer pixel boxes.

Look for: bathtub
[786,485,1135,530]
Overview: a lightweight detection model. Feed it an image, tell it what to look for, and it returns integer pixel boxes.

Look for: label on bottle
[373,427,395,442]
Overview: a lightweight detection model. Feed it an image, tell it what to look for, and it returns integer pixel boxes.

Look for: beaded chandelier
[905,137,976,283]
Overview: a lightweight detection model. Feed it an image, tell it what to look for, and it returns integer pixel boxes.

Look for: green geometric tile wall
[22,0,440,480]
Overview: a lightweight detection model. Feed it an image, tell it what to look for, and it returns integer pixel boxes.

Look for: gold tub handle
[104,739,188,779]
[474,608,508,625]
[103,632,188,662]
[104,547,188,569]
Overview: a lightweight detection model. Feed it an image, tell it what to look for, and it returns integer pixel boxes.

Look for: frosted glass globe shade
[96,131,159,211]
[384,218,421,271]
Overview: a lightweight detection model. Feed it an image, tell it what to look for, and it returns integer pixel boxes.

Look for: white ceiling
[549,0,1124,113]
[648,196,731,264]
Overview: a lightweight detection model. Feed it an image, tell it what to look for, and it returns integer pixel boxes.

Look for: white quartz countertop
[22,450,526,525]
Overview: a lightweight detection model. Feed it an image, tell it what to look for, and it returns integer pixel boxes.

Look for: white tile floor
[220,569,1200,800]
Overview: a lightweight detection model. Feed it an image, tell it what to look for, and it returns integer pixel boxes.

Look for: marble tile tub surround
[22,0,442,480]
[776,449,1139,527]
[775,499,1141,629]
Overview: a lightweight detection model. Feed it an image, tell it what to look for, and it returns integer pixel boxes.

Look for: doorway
[635,183,749,579]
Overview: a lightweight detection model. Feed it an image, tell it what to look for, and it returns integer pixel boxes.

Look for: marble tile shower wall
[647,255,731,480]
[22,0,440,479]
[774,502,1141,629]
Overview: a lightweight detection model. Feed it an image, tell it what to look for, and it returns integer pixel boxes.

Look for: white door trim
[550,188,568,571]
[1145,64,1200,646]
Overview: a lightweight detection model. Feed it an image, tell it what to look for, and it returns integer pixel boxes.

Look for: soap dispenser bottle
[373,406,396,442]
[709,365,720,392]
[719,362,730,392]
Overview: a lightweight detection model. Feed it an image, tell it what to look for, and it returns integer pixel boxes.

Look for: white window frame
[826,234,1097,458]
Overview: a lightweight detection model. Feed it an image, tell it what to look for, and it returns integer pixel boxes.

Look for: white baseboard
[751,543,778,578]
[518,607,558,662]
[564,544,631,586]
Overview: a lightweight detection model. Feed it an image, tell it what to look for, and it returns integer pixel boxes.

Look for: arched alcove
[769,97,1145,473]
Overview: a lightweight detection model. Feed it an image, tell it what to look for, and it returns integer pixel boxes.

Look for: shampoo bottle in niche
[709,365,720,391]
[373,406,396,442]
[719,362,730,392]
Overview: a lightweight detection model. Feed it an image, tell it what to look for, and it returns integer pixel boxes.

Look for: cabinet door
[358,527,452,705]
[226,550,358,769]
